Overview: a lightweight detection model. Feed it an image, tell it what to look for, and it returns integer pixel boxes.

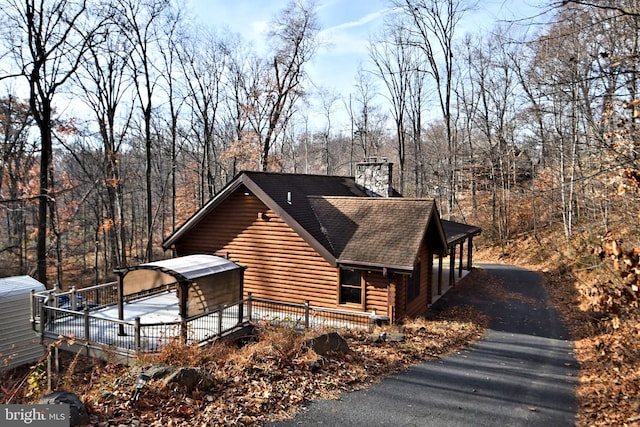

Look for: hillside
[2,224,639,425]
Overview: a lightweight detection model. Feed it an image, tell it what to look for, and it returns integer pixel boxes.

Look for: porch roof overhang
[441,220,482,247]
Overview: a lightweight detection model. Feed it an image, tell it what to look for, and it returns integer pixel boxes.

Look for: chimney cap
[362,156,389,163]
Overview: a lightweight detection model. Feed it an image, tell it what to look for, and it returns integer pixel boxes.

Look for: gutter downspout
[384,268,392,324]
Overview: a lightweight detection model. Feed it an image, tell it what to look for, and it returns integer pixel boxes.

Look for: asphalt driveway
[266,263,578,426]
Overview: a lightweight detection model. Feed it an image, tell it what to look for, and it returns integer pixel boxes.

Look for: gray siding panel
[0,276,46,371]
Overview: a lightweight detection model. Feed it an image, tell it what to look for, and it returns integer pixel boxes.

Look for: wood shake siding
[175,189,339,307]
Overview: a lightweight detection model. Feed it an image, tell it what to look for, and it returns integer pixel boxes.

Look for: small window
[408,262,421,302]
[340,269,362,305]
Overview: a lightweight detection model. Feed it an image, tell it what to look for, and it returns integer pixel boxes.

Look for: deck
[37,265,471,361]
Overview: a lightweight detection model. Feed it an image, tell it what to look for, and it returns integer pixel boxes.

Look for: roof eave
[337,259,413,273]
[447,227,483,246]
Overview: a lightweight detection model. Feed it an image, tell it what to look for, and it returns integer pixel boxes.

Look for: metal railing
[40,306,138,350]
[37,298,248,355]
[34,288,377,356]
[245,294,374,330]
[32,281,175,314]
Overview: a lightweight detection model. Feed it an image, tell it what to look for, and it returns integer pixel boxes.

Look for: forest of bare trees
[1,0,639,289]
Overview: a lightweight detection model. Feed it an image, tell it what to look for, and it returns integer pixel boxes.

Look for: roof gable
[162,171,368,262]
[163,171,455,271]
[309,197,446,270]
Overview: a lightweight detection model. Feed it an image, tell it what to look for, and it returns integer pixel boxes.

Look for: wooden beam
[426,250,434,305]
[116,271,125,336]
[179,281,189,344]
[449,246,456,287]
[458,241,464,278]
[438,255,443,295]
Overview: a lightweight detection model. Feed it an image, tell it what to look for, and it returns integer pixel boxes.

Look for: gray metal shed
[0,275,46,371]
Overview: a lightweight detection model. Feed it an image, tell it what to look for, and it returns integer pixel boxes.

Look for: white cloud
[321,7,393,35]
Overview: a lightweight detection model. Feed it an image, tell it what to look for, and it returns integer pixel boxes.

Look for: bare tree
[345,66,385,166]
[393,0,467,216]
[177,26,228,199]
[248,0,319,171]
[315,86,339,175]
[74,14,134,271]
[369,21,420,195]
[114,0,170,262]
[0,95,36,274]
[158,5,186,233]
[466,29,520,242]
[0,0,96,286]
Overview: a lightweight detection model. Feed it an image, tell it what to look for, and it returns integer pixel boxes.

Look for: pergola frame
[113,255,244,339]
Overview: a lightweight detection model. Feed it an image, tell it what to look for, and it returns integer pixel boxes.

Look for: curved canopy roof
[120,254,242,283]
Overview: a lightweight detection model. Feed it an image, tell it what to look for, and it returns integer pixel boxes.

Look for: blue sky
[186,0,546,94]
[187,0,548,131]
[187,0,392,94]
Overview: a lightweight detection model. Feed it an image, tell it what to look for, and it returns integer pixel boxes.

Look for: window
[408,262,421,302]
[340,269,362,305]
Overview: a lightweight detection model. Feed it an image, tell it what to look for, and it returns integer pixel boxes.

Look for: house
[163,160,480,324]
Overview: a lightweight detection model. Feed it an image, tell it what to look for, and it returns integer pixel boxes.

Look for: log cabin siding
[186,269,242,316]
[405,244,430,318]
[363,272,390,317]
[395,274,408,320]
[174,189,339,307]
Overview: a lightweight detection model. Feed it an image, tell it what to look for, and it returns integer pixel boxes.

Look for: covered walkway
[426,220,481,305]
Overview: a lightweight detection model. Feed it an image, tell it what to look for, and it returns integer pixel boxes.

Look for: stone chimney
[355,157,394,197]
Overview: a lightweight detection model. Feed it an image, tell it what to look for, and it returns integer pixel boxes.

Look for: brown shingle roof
[242,172,368,252]
[309,196,442,270]
[162,171,368,254]
[164,171,466,271]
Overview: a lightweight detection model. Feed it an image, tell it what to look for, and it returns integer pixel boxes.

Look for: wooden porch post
[458,241,464,278]
[238,268,246,324]
[426,250,434,305]
[115,269,126,336]
[467,236,474,269]
[449,245,456,287]
[179,281,189,344]
[438,255,443,295]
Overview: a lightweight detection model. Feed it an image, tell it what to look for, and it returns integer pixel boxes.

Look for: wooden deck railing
[32,289,376,357]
